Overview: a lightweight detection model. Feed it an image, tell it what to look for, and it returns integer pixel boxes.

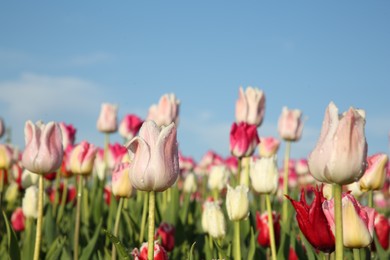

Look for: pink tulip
[0,144,14,169]
[323,193,375,248]
[359,153,388,191]
[119,114,143,140]
[308,102,367,185]
[235,86,266,126]
[178,152,196,174]
[11,207,26,232]
[59,122,76,150]
[112,162,133,198]
[107,143,128,169]
[230,122,260,158]
[126,121,179,192]
[96,103,118,133]
[147,93,180,127]
[295,159,309,175]
[258,136,280,158]
[278,107,304,141]
[69,141,98,175]
[22,121,63,175]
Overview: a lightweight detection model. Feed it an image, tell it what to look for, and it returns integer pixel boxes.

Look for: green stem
[333,184,344,260]
[212,189,219,201]
[236,157,242,185]
[353,248,361,260]
[240,157,250,187]
[33,175,44,260]
[147,191,156,260]
[74,176,84,260]
[266,194,277,260]
[234,221,241,260]
[217,239,223,260]
[139,191,149,244]
[112,197,124,260]
[56,178,68,224]
[368,190,373,208]
[282,141,291,223]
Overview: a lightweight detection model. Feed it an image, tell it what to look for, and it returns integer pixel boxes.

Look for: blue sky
[0,1,389,162]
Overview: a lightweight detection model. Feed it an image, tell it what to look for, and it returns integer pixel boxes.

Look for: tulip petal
[127,136,151,191]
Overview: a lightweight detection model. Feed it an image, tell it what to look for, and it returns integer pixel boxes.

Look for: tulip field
[0,88,389,260]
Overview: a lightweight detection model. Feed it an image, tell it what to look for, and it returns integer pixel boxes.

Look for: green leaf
[246,227,256,260]
[373,232,389,260]
[2,210,21,260]
[299,231,316,260]
[79,219,102,260]
[187,242,196,260]
[45,236,66,260]
[213,238,228,260]
[103,229,131,259]
[43,204,57,249]
[22,218,35,260]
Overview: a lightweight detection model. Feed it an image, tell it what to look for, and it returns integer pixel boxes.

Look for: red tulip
[11,207,25,232]
[230,122,259,158]
[119,114,143,141]
[59,122,76,150]
[373,212,389,250]
[255,211,281,247]
[155,222,175,252]
[289,247,299,260]
[286,186,335,253]
[132,241,168,260]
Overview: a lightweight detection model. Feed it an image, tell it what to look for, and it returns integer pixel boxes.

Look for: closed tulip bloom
[22,186,39,218]
[112,162,133,198]
[147,93,180,127]
[93,148,105,180]
[183,172,197,193]
[132,241,168,260]
[295,159,309,175]
[278,107,304,141]
[119,114,143,141]
[308,102,368,185]
[256,211,281,247]
[126,121,179,192]
[5,183,19,203]
[226,184,249,221]
[374,212,389,250]
[0,144,14,169]
[230,122,260,158]
[107,143,128,169]
[250,156,279,194]
[347,182,364,197]
[359,153,388,191]
[22,121,63,175]
[235,86,266,126]
[96,103,118,133]
[11,207,26,232]
[323,193,375,248]
[59,122,76,150]
[69,141,98,175]
[208,164,230,191]
[203,201,226,238]
[155,222,175,252]
[0,117,5,138]
[286,186,335,252]
[258,136,280,158]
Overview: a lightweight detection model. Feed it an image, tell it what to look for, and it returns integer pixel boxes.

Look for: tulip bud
[230,122,260,158]
[107,143,128,170]
[346,181,363,197]
[5,183,19,203]
[183,172,197,193]
[374,212,389,250]
[250,156,279,194]
[0,144,13,169]
[226,185,249,221]
[11,207,26,232]
[359,153,388,192]
[155,222,175,252]
[69,141,98,175]
[295,159,309,175]
[22,186,39,218]
[59,122,76,150]
[93,148,105,180]
[202,201,226,238]
[323,193,375,248]
[277,107,304,141]
[119,114,143,141]
[258,136,280,158]
[132,241,168,260]
[256,211,281,248]
[208,165,230,191]
[112,162,133,198]
[126,121,179,192]
[21,168,39,189]
[147,93,180,127]
[308,102,367,185]
[97,103,118,133]
[235,86,266,126]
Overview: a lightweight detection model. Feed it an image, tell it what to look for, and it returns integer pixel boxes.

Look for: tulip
[107,143,128,170]
[346,181,364,197]
[131,241,168,260]
[322,183,333,200]
[22,186,39,218]
[0,144,13,169]
[202,200,226,238]
[323,193,375,248]
[359,153,388,192]
[22,121,63,175]
[295,159,309,175]
[112,162,133,198]
[60,145,74,178]
[183,172,197,194]
[277,107,304,142]
[5,183,19,203]
[258,136,280,158]
[147,93,180,127]
[126,121,179,192]
[155,222,175,252]
[250,156,279,194]
[69,141,98,175]
[235,86,266,126]
[226,185,249,221]
[374,212,389,250]
[96,103,118,133]
[21,168,39,189]
[59,122,76,150]
[308,102,367,185]
[208,164,230,192]
[0,117,5,138]
[286,186,335,252]
[224,156,238,174]
[230,122,260,158]
[256,211,281,248]
[119,114,143,141]
[93,148,105,180]
[11,207,26,232]
[178,153,196,174]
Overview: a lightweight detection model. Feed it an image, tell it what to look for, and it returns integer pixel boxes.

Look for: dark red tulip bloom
[132,241,168,260]
[286,186,335,253]
[155,222,175,251]
[373,212,389,250]
[230,122,260,158]
[256,211,281,247]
